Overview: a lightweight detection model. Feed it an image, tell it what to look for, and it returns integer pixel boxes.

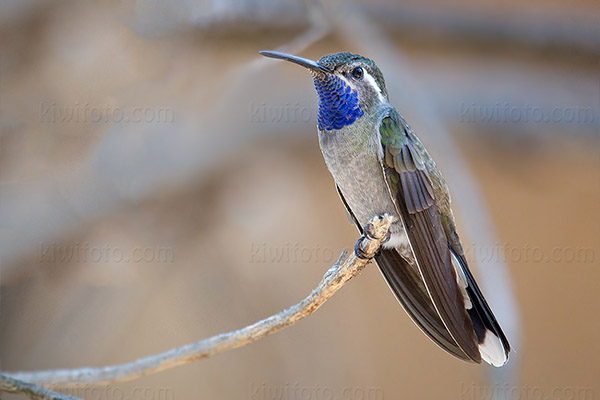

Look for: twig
[0,374,82,400]
[2,215,392,388]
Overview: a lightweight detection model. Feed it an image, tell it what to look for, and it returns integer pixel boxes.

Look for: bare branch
[2,215,392,388]
[0,374,82,400]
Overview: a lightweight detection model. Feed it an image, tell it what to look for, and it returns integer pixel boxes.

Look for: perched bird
[260,50,510,366]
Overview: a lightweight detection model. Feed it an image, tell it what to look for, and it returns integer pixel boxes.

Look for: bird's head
[260,51,389,131]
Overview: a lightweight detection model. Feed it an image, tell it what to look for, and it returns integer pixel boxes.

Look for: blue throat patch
[314,75,363,131]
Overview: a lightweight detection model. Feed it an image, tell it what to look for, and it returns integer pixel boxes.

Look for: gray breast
[317,124,405,242]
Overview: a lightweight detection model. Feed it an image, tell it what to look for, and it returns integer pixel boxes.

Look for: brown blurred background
[1,0,599,399]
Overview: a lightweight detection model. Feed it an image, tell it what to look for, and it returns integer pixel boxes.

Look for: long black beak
[259,50,332,73]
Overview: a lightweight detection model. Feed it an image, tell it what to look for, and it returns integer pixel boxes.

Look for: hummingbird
[259,50,510,366]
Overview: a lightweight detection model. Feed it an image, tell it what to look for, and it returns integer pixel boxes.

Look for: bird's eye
[351,67,364,80]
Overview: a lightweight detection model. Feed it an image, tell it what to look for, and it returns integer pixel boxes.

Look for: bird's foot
[354,214,393,259]
[354,240,371,259]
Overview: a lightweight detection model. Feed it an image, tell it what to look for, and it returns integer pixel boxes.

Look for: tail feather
[450,250,511,366]
[375,249,473,362]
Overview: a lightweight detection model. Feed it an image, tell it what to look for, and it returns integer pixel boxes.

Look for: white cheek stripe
[363,71,386,103]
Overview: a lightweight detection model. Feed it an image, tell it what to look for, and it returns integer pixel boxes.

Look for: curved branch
[2,215,392,388]
[0,374,81,399]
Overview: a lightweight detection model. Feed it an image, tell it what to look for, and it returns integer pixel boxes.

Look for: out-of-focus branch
[366,5,600,57]
[0,374,81,400]
[2,215,392,388]
[0,3,330,276]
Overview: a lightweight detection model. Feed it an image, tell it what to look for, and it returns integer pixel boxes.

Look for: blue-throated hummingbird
[260,50,510,366]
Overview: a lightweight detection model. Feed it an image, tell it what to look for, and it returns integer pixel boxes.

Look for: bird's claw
[354,240,371,260]
[355,214,393,259]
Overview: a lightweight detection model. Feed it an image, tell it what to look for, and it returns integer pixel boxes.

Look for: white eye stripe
[338,70,386,103]
[362,71,386,103]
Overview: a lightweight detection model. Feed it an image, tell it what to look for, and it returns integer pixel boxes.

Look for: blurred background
[1,0,599,399]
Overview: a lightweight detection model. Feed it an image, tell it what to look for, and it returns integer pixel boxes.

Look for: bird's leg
[354,214,392,259]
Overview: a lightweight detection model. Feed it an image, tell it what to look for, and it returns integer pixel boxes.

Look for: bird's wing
[336,186,472,362]
[378,109,481,362]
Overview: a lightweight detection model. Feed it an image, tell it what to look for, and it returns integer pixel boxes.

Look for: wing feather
[336,186,472,361]
[379,110,482,362]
